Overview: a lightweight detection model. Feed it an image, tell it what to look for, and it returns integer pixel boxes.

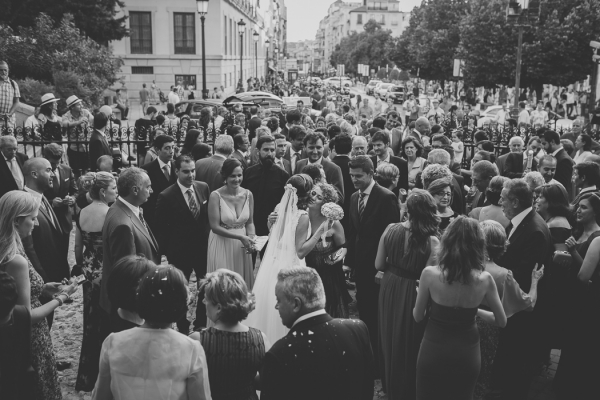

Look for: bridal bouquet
[321,203,344,246]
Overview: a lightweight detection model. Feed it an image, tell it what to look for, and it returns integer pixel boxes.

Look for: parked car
[376,83,394,99]
[323,77,352,88]
[366,80,381,95]
[386,85,405,104]
[175,99,223,119]
[223,91,284,111]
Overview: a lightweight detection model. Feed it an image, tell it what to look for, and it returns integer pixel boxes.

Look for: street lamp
[237,19,246,91]
[253,31,259,82]
[265,38,270,81]
[196,0,209,99]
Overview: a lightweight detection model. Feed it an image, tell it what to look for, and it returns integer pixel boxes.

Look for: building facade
[112,0,286,101]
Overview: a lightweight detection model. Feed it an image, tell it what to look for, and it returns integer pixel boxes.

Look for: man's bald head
[23,157,50,176]
[23,157,54,192]
[415,117,431,135]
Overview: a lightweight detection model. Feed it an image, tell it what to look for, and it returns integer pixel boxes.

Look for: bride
[245,174,331,341]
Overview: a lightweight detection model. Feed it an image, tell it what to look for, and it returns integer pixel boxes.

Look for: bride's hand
[239,236,254,250]
[267,211,278,225]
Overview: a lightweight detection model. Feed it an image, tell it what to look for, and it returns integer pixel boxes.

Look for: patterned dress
[26,253,62,400]
[74,220,104,392]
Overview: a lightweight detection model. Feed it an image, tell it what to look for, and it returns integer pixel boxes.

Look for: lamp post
[265,38,270,82]
[253,31,259,83]
[196,0,209,99]
[237,19,246,91]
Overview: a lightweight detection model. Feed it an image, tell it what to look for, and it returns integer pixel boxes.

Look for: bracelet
[54,295,64,307]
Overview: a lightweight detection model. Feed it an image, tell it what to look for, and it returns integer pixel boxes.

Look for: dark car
[223,91,284,111]
[175,99,223,119]
[387,86,405,104]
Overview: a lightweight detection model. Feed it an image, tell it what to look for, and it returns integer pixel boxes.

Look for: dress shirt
[290,148,303,172]
[25,186,58,228]
[508,207,533,241]
[578,185,597,196]
[157,158,171,177]
[236,149,248,159]
[3,153,24,189]
[275,157,286,170]
[291,309,327,328]
[308,157,323,165]
[119,197,140,219]
[177,180,198,208]
[358,179,376,210]
[377,153,391,164]
[550,147,564,157]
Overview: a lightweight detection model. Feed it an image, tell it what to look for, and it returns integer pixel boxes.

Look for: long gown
[378,224,431,400]
[75,220,105,392]
[245,209,306,343]
[207,191,254,289]
[305,236,351,318]
[416,300,480,400]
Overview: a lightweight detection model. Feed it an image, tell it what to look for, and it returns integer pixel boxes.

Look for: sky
[286,0,423,42]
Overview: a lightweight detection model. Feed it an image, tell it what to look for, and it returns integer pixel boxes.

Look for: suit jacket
[498,209,551,291]
[495,152,510,177]
[294,158,345,204]
[100,198,160,312]
[503,152,538,179]
[553,148,575,198]
[89,130,112,171]
[261,313,374,400]
[0,153,27,199]
[44,164,77,234]
[451,173,465,215]
[230,150,249,170]
[22,191,69,283]
[346,183,400,278]
[155,181,210,273]
[370,155,409,192]
[141,159,177,232]
[248,116,262,139]
[274,157,293,176]
[331,155,356,231]
[195,154,226,192]
[390,128,404,156]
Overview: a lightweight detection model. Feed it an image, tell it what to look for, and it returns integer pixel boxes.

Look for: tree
[392,0,468,84]
[459,0,600,96]
[0,14,124,108]
[0,0,127,43]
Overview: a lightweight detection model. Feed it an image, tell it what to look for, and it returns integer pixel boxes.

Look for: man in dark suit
[346,156,400,362]
[466,160,498,214]
[21,158,69,283]
[42,144,77,260]
[280,107,302,140]
[89,111,112,172]
[294,131,344,204]
[0,135,27,199]
[330,134,355,232]
[491,178,552,400]
[503,151,538,178]
[195,134,233,192]
[369,130,409,193]
[100,167,160,326]
[141,135,177,232]
[231,133,250,170]
[242,136,289,236]
[283,124,307,173]
[571,161,600,207]
[247,106,262,140]
[273,134,293,175]
[261,266,374,400]
[156,155,210,333]
[541,130,574,198]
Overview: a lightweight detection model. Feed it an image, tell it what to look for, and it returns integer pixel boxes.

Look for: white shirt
[550,147,564,157]
[214,115,224,130]
[236,149,248,159]
[308,156,323,165]
[508,207,533,241]
[358,179,376,209]
[292,309,327,328]
[518,109,530,125]
[378,153,391,164]
[3,153,24,189]
[157,158,171,177]
[167,91,180,105]
[119,197,140,219]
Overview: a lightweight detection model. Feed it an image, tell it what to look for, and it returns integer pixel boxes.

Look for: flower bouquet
[321,203,344,246]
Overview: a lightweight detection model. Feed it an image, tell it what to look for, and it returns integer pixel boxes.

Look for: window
[132,66,154,74]
[224,73,227,87]
[175,75,197,90]
[357,14,363,24]
[130,12,152,54]
[174,13,195,54]
[391,18,398,26]
[224,16,228,55]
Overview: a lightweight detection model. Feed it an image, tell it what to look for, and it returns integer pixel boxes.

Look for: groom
[260,266,374,400]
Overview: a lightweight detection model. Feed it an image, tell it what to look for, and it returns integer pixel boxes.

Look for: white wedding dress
[245,184,307,342]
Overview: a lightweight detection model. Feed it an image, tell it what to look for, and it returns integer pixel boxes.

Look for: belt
[220,223,245,230]
[387,264,421,280]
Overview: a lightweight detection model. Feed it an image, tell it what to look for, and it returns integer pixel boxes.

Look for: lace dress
[75,219,105,392]
[305,236,351,318]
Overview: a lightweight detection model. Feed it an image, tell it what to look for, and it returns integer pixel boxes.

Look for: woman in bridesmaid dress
[414,216,507,400]
[207,158,256,289]
[375,189,440,400]
[0,191,78,400]
[191,269,269,400]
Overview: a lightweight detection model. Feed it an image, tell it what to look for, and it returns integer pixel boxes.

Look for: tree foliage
[0,14,124,109]
[330,20,396,73]
[392,0,468,83]
[458,0,600,93]
[0,0,127,43]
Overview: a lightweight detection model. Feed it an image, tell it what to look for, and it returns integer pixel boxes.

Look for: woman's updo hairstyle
[480,220,508,263]
[287,174,314,210]
[137,265,188,324]
[220,158,242,181]
[317,182,339,205]
[199,269,255,323]
[79,172,115,200]
[486,176,509,206]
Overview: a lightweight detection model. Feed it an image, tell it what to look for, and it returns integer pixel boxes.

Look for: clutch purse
[553,250,572,265]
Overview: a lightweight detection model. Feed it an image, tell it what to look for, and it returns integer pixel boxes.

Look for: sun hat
[66,95,82,108]
[40,93,60,107]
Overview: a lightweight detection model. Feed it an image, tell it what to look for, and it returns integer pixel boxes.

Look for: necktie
[138,209,149,232]
[162,164,170,181]
[358,192,366,218]
[187,189,200,219]
[291,152,298,172]
[8,159,23,189]
[506,222,514,239]
[41,197,58,230]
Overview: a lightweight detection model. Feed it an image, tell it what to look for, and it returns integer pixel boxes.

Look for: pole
[255,41,258,82]
[589,61,598,123]
[201,15,207,99]
[514,26,523,113]
[266,47,269,81]
[240,34,244,90]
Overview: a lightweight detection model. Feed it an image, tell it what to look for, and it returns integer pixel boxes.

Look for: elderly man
[497,136,524,176]
[261,266,374,400]
[0,61,20,130]
[101,167,160,330]
[195,135,233,192]
[352,135,368,157]
[503,137,540,179]
[426,98,445,125]
[467,160,498,214]
[407,117,431,147]
[0,135,27,199]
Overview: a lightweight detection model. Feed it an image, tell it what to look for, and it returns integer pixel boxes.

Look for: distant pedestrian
[139,84,150,115]
[0,61,20,130]
[115,89,129,121]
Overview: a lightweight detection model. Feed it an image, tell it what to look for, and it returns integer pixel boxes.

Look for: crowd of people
[1,67,600,400]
